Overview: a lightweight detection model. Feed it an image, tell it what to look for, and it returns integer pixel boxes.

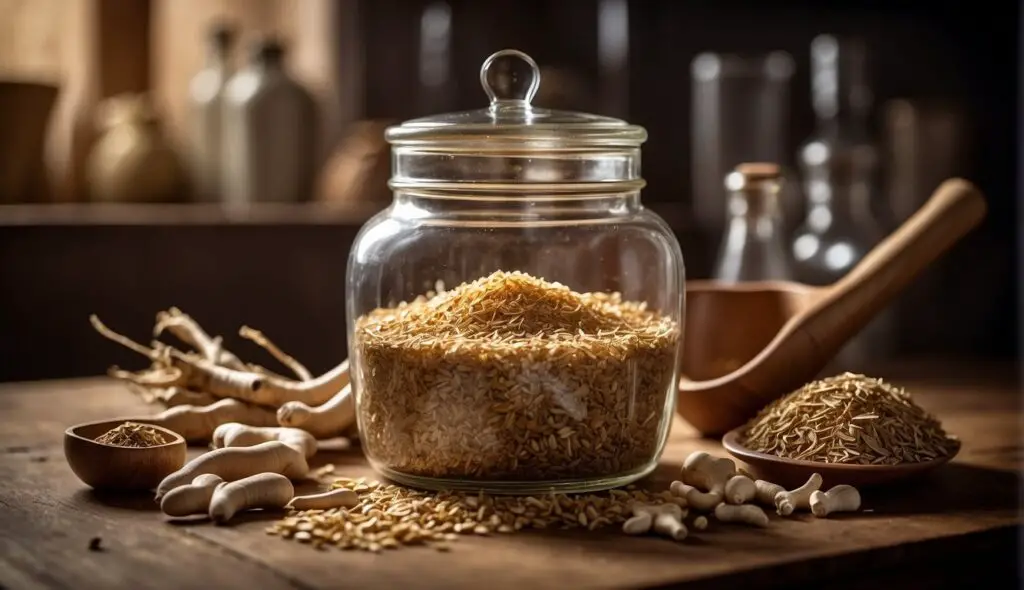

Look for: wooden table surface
[1,363,1021,590]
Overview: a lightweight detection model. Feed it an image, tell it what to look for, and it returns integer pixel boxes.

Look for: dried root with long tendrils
[90,310,352,444]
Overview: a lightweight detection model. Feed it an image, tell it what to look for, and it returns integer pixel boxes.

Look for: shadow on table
[79,488,161,512]
[858,462,1020,516]
[164,508,289,528]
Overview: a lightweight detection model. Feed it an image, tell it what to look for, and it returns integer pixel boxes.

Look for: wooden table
[1,364,1021,590]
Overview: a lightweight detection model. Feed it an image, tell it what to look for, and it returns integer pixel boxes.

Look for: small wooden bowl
[64,419,187,491]
[721,428,961,489]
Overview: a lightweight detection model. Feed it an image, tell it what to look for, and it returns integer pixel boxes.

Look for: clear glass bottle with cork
[713,162,794,283]
[790,35,891,368]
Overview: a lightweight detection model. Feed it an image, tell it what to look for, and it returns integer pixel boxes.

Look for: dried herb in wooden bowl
[740,373,958,465]
[94,421,169,448]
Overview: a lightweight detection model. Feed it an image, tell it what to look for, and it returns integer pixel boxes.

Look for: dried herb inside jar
[353,270,680,481]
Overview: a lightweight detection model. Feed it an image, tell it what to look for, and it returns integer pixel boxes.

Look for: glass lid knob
[480,49,541,108]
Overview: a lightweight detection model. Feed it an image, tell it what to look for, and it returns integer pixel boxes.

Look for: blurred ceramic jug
[86,93,188,203]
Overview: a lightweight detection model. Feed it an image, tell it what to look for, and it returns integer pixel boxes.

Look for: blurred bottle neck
[811,35,872,135]
[799,139,878,232]
[714,165,793,282]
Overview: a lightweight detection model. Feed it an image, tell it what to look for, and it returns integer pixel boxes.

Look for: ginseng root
[209,472,295,524]
[287,488,359,511]
[160,473,224,517]
[239,326,311,381]
[91,315,349,408]
[276,382,354,439]
[149,386,218,408]
[212,423,318,459]
[154,307,246,370]
[138,398,279,444]
[156,441,309,499]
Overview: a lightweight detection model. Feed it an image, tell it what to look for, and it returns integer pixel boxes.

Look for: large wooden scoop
[677,178,987,436]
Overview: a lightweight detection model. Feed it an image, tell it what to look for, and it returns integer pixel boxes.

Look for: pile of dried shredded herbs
[741,373,958,465]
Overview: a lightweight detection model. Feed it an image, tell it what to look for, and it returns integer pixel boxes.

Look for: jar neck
[391,189,643,223]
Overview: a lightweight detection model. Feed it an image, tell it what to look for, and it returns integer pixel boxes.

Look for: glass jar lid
[385,49,648,192]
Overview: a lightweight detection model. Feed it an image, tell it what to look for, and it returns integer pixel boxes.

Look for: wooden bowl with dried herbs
[64,419,186,491]
[722,373,960,488]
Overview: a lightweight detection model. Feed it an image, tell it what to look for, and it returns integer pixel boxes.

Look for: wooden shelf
[0,201,387,227]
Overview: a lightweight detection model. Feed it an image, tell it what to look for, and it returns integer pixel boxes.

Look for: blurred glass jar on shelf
[690,51,801,234]
[86,93,188,203]
[882,99,972,354]
[790,35,891,369]
[346,50,684,494]
[222,37,317,205]
[883,99,970,225]
[713,163,794,283]
[0,82,58,203]
[186,20,237,203]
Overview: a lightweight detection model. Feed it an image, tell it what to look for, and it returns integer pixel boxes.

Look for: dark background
[0,0,1018,382]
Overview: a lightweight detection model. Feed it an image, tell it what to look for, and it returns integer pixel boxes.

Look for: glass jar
[347,49,685,494]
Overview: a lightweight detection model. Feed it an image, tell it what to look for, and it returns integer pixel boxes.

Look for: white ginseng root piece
[622,511,654,536]
[753,480,786,507]
[212,423,318,459]
[723,474,757,505]
[139,398,279,444]
[714,503,770,528]
[809,485,862,517]
[627,503,688,541]
[276,381,354,440]
[160,474,224,517]
[680,451,737,496]
[208,472,295,523]
[155,441,309,499]
[774,473,823,516]
[150,386,218,408]
[287,488,360,511]
[670,480,722,511]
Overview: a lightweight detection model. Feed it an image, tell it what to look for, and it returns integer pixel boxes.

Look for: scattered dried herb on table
[353,270,680,481]
[268,477,686,552]
[741,372,958,465]
[94,422,169,448]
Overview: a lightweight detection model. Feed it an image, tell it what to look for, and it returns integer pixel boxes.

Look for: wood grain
[0,365,1019,589]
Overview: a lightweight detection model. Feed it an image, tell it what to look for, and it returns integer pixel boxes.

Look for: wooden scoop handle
[815,178,986,346]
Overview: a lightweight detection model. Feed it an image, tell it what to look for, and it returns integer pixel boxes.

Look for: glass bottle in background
[713,163,793,283]
[790,35,891,370]
[691,52,800,235]
[222,37,318,205]
[187,21,235,202]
